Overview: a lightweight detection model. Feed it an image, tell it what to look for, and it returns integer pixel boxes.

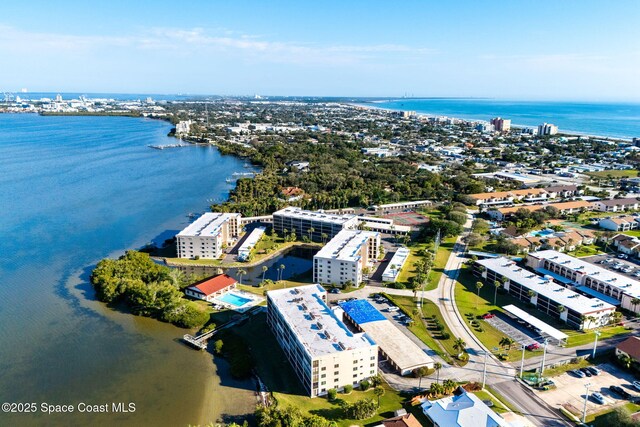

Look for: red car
[482,313,495,319]
[526,343,540,351]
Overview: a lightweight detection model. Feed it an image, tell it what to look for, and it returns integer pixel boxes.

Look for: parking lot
[535,362,640,417]
[484,314,550,349]
[583,254,640,280]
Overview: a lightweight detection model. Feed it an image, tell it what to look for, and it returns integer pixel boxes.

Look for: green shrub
[327,388,337,401]
[440,332,451,340]
[343,384,353,394]
[359,380,370,391]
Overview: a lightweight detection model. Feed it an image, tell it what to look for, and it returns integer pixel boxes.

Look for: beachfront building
[381,247,411,283]
[176,212,241,259]
[185,274,237,302]
[272,207,359,242]
[237,226,266,261]
[526,250,640,314]
[490,117,511,133]
[421,388,509,427]
[538,123,558,136]
[266,285,378,397]
[313,230,380,287]
[339,299,434,375]
[475,257,615,329]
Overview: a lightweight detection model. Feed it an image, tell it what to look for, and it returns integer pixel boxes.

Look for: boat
[232,172,255,177]
[225,178,233,183]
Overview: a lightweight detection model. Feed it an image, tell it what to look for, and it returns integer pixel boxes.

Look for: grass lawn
[567,244,604,258]
[395,236,456,292]
[541,358,590,377]
[232,312,409,427]
[586,402,640,426]
[585,169,639,179]
[472,390,509,414]
[386,294,459,364]
[564,325,631,347]
[623,229,640,238]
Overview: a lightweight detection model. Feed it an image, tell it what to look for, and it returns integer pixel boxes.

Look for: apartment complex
[490,117,511,132]
[237,226,266,261]
[266,285,378,397]
[538,122,558,136]
[486,200,593,221]
[313,229,380,287]
[272,207,359,242]
[469,188,555,208]
[176,212,241,259]
[475,257,615,329]
[526,250,640,314]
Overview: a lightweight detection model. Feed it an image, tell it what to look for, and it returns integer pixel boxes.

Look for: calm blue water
[0,114,257,426]
[217,292,252,307]
[371,99,640,139]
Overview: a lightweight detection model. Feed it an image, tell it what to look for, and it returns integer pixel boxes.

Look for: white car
[591,392,605,404]
[387,307,400,312]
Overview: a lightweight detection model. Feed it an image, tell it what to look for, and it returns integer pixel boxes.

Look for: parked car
[591,392,606,404]
[526,343,540,351]
[387,307,400,312]
[329,288,341,294]
[570,369,586,378]
[586,366,601,376]
[632,380,640,392]
[580,367,593,377]
[540,379,555,387]
[482,313,495,319]
[618,254,628,259]
[610,385,632,399]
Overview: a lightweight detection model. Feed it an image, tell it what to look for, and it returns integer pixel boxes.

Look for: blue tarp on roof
[339,299,386,324]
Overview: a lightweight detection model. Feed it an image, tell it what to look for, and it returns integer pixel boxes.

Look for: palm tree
[261,265,268,283]
[499,337,515,351]
[321,233,328,245]
[493,280,501,305]
[373,386,385,407]
[278,264,286,283]
[307,227,315,242]
[429,382,443,397]
[528,290,537,301]
[631,297,640,313]
[442,379,456,395]
[453,338,466,355]
[236,269,247,285]
[475,281,484,309]
[433,362,442,384]
[557,305,565,317]
[414,366,430,390]
[586,315,597,329]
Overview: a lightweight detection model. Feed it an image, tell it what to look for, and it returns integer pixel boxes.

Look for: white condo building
[176,212,241,259]
[313,230,380,287]
[267,285,378,397]
[272,207,359,242]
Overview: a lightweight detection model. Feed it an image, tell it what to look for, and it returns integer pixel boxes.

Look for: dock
[182,306,263,350]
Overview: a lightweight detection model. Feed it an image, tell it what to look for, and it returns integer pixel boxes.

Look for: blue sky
[1,1,639,100]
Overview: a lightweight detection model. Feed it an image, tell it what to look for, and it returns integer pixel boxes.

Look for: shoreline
[348,101,635,142]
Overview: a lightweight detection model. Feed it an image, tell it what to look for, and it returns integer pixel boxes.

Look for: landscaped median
[381,292,465,365]
[395,237,457,291]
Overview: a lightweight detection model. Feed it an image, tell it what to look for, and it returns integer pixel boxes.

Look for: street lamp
[539,338,549,380]
[482,347,499,390]
[592,330,601,360]
[582,382,592,423]
[520,344,526,378]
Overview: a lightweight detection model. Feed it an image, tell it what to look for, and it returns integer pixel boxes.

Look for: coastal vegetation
[90,250,209,328]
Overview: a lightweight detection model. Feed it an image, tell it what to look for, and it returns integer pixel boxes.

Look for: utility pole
[520,345,526,378]
[582,382,591,423]
[482,350,488,390]
[592,330,601,360]
[540,339,549,381]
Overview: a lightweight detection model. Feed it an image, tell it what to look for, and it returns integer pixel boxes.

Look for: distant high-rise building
[490,117,511,132]
[55,94,63,102]
[538,123,558,136]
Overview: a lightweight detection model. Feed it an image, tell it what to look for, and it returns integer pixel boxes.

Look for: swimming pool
[529,229,555,238]
[217,292,252,307]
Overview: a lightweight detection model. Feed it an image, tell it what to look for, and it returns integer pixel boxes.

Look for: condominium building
[266,285,378,397]
[526,250,640,314]
[237,226,266,261]
[176,212,241,259]
[313,230,380,287]
[381,247,411,283]
[272,207,359,242]
[490,117,511,132]
[538,123,558,136]
[475,257,615,329]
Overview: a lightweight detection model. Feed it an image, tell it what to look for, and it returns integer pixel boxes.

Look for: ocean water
[0,114,257,426]
[371,99,640,139]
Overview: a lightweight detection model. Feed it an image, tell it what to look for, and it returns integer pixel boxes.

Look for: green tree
[373,386,385,407]
[236,269,247,286]
[414,366,430,390]
[214,339,224,355]
[453,338,466,355]
[433,362,442,384]
[475,281,484,309]
[262,265,269,283]
[493,280,501,305]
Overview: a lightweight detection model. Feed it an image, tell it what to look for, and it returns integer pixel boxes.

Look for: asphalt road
[492,380,571,427]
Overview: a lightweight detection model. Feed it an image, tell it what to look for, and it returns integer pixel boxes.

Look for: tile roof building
[185,274,237,302]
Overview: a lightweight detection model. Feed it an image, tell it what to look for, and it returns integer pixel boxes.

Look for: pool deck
[212,289,264,313]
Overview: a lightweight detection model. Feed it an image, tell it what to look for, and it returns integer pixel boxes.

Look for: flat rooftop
[382,247,411,279]
[340,299,434,372]
[177,212,239,237]
[477,257,615,315]
[238,226,265,254]
[529,250,640,299]
[273,207,357,225]
[315,229,378,263]
[268,285,375,358]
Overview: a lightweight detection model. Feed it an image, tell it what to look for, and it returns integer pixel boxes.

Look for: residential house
[611,234,640,256]
[421,387,510,427]
[598,215,640,232]
[593,198,640,213]
[487,200,593,221]
[377,413,422,427]
[616,337,640,364]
